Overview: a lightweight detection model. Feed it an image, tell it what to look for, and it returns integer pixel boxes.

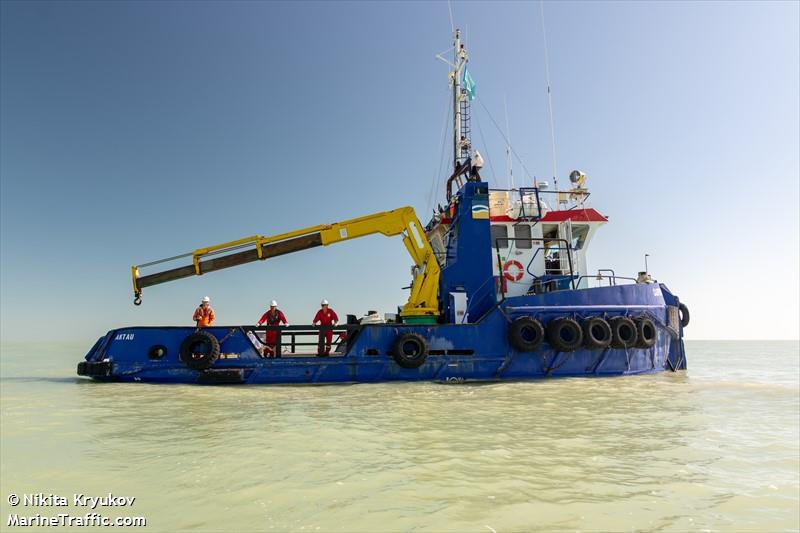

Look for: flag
[463,67,476,100]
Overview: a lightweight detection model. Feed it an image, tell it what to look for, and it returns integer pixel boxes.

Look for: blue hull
[78,284,687,385]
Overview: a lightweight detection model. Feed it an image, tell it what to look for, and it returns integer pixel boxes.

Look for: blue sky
[1,1,798,342]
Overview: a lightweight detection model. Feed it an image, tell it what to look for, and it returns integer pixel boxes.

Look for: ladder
[459,93,472,161]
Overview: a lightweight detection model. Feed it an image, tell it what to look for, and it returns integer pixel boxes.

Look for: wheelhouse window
[514,224,532,249]
[571,225,589,250]
[490,225,509,249]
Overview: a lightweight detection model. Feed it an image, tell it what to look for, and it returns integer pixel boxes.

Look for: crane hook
[134,295,142,306]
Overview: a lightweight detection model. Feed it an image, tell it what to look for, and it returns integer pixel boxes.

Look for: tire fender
[635,317,657,348]
[179,331,221,370]
[391,333,428,369]
[609,316,638,349]
[581,317,612,350]
[508,317,545,352]
[678,303,690,328]
[546,317,583,352]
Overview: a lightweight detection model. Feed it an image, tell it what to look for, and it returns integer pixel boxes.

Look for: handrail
[494,237,575,299]
[573,274,638,288]
[445,161,473,201]
[487,187,544,220]
[242,324,361,357]
[596,269,616,285]
[487,186,592,218]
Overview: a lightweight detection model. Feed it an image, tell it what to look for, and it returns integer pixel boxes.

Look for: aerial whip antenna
[503,94,515,190]
[540,1,559,197]
[448,0,455,33]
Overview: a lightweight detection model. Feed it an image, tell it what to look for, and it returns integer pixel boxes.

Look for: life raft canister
[503,260,525,282]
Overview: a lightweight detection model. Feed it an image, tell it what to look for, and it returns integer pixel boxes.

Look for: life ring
[391,333,428,369]
[635,317,657,348]
[179,331,220,370]
[581,317,612,350]
[678,303,690,328]
[508,316,544,351]
[503,260,525,282]
[546,317,583,352]
[609,316,638,349]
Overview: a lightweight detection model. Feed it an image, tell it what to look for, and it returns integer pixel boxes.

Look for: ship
[78,30,689,385]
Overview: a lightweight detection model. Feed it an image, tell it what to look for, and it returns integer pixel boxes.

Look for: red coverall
[257,308,287,356]
[313,307,339,355]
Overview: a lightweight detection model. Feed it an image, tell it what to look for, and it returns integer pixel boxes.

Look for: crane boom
[131,207,440,318]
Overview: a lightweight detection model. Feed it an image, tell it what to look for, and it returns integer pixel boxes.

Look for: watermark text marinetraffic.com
[6,492,146,528]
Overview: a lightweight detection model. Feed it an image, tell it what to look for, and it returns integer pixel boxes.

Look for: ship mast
[452,29,470,170]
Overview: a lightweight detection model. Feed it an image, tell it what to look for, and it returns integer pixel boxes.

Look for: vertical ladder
[459,93,472,162]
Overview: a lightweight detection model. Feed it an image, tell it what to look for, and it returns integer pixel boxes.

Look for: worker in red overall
[312,299,338,356]
[256,300,288,357]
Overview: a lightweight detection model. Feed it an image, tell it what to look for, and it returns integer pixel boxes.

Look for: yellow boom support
[131,207,440,317]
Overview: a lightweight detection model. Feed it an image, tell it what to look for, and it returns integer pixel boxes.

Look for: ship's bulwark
[81,283,687,385]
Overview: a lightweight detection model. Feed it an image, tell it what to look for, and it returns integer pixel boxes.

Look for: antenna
[539,1,559,196]
[503,94,514,190]
[447,0,455,33]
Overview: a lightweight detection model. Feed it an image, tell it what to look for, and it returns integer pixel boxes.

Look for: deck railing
[242,324,362,357]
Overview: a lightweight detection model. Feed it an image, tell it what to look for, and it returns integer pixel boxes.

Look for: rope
[218,328,238,345]
[476,98,537,184]
[426,90,453,216]
[586,347,609,373]
[474,114,497,185]
[494,351,516,378]
[545,350,574,375]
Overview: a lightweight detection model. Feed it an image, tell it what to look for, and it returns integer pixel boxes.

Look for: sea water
[1,341,798,532]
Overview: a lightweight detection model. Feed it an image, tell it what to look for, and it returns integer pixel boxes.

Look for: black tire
[581,317,612,350]
[609,316,638,349]
[546,317,583,352]
[179,331,220,370]
[635,317,657,348]
[508,317,545,352]
[678,303,690,328]
[391,333,427,369]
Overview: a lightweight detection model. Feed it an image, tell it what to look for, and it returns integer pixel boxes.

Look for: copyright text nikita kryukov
[6,493,146,527]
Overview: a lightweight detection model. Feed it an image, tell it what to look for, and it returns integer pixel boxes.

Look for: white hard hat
[321,299,329,305]
[201,296,210,303]
[270,300,278,307]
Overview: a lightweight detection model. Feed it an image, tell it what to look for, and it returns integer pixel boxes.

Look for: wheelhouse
[426,186,608,302]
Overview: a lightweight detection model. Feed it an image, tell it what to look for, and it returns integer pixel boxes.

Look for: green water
[1,341,798,532]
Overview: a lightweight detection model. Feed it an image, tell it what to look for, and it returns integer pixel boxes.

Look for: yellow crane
[131,206,440,319]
